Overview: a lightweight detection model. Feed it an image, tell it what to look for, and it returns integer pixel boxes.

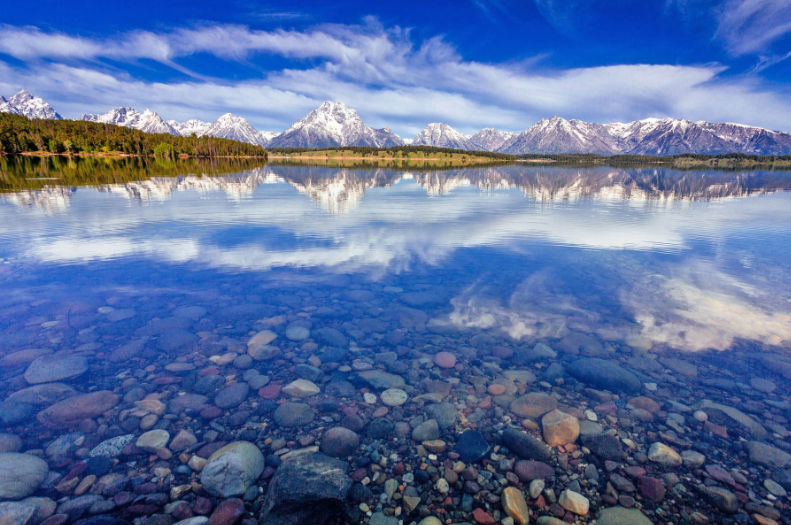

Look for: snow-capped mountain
[268,101,403,148]
[412,123,473,150]
[468,128,517,151]
[168,119,211,137]
[0,90,62,119]
[200,113,275,146]
[81,107,179,135]
[497,116,791,156]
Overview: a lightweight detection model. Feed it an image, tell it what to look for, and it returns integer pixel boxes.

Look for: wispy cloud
[715,0,791,55]
[2,20,791,134]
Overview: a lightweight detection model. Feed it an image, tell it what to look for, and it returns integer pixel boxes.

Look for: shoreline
[11,152,267,159]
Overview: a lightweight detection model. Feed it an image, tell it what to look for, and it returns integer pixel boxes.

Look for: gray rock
[0,500,38,525]
[424,402,457,429]
[6,384,77,406]
[214,383,250,409]
[597,506,653,525]
[567,358,641,393]
[412,419,440,442]
[502,428,551,461]
[273,403,316,428]
[260,452,352,525]
[0,453,49,500]
[201,441,264,497]
[311,328,348,348]
[358,370,405,390]
[24,354,88,384]
[319,427,360,458]
[747,441,791,468]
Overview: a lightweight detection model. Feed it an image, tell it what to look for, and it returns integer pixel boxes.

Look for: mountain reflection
[3,160,791,213]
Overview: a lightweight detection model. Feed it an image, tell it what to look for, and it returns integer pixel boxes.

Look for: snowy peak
[268,101,403,148]
[201,113,274,146]
[412,123,473,150]
[168,119,210,137]
[468,128,517,151]
[81,107,178,135]
[0,89,61,119]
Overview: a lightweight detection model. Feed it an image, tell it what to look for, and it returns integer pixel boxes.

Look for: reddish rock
[473,508,495,524]
[629,396,661,414]
[208,498,245,525]
[704,421,729,438]
[393,463,405,476]
[258,385,281,399]
[199,367,220,376]
[200,406,223,419]
[487,384,506,396]
[594,401,618,414]
[478,396,493,410]
[37,390,119,427]
[434,352,457,369]
[40,515,69,525]
[192,497,213,515]
[637,476,666,502]
[196,441,228,459]
[372,407,388,417]
[153,376,181,385]
[514,460,555,482]
[170,502,193,521]
[705,465,736,487]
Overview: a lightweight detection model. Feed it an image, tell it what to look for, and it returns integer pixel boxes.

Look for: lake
[0,156,790,525]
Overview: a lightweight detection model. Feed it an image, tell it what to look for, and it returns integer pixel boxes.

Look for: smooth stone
[324,381,355,398]
[208,498,244,525]
[247,345,280,361]
[320,427,360,458]
[215,383,250,408]
[597,507,653,525]
[173,305,207,319]
[454,430,490,463]
[273,403,316,427]
[285,327,310,341]
[558,489,589,515]
[136,430,170,452]
[746,441,791,468]
[37,391,119,427]
[0,402,35,427]
[700,486,739,513]
[201,442,264,498]
[0,500,38,525]
[647,443,682,467]
[542,409,580,447]
[6,384,77,406]
[433,352,456,369]
[282,380,320,399]
[0,434,22,454]
[157,330,198,351]
[248,330,277,347]
[514,460,554,482]
[0,349,52,367]
[502,487,530,525]
[412,419,440,442]
[510,393,558,419]
[581,434,624,460]
[417,518,442,525]
[370,513,397,525]
[502,428,551,461]
[170,430,198,452]
[357,370,405,390]
[380,389,408,407]
[24,354,88,385]
[0,453,49,500]
[367,419,394,439]
[423,402,457,429]
[567,358,641,393]
[169,394,208,414]
[311,328,348,348]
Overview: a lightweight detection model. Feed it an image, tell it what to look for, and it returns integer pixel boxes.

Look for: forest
[0,114,267,158]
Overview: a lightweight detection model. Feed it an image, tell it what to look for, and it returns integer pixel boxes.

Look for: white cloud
[715,0,791,55]
[2,21,791,134]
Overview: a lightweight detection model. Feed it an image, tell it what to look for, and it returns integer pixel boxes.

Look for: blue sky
[2,0,791,136]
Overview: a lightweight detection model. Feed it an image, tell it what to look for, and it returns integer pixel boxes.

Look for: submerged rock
[0,453,49,500]
[200,441,264,497]
[24,354,88,384]
[567,358,641,393]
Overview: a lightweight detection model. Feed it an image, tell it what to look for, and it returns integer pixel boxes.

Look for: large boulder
[567,358,641,393]
[37,391,119,427]
[24,354,88,384]
[200,442,264,497]
[0,453,49,499]
[260,452,352,525]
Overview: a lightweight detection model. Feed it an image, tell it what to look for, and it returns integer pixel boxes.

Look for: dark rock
[567,358,641,393]
[208,498,245,525]
[367,418,394,439]
[312,328,348,348]
[502,429,551,461]
[320,427,360,458]
[582,434,624,460]
[454,430,490,463]
[273,403,316,428]
[214,383,250,409]
[514,460,554,482]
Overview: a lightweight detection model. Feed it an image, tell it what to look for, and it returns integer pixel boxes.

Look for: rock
[370,513,397,525]
[454,430,490,463]
[510,393,558,419]
[248,330,277,347]
[37,391,119,427]
[380,389,408,407]
[472,508,494,525]
[412,420,439,442]
[514,460,554,482]
[357,370,405,390]
[169,430,198,452]
[637,476,666,502]
[89,435,135,458]
[24,354,88,384]
[367,419,394,439]
[502,429,551,461]
[319,428,359,458]
[502,486,530,525]
[282,380,320,399]
[659,357,697,377]
[681,450,706,468]
[558,489,589,515]
[285,326,310,341]
[207,498,244,525]
[417,518,442,525]
[541,409,580,447]
[647,443,682,467]
[6,384,76,406]
[701,486,738,513]
[424,402,457,429]
[433,352,456,369]
[697,400,767,439]
[136,430,170,452]
[0,500,38,525]
[746,441,791,468]
[0,434,22,454]
[597,507,653,525]
[157,330,198,351]
[311,328,347,348]
[247,345,279,361]
[201,442,264,498]
[214,383,250,408]
[0,402,35,427]
[0,453,49,500]
[567,358,641,393]
[581,434,624,460]
[273,403,316,428]
[260,453,352,525]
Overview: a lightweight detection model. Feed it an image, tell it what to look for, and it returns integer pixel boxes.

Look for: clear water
[1,158,790,524]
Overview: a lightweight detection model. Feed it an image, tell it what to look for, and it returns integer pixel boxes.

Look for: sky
[2,0,791,137]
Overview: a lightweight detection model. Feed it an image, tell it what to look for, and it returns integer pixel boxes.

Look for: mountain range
[3,89,791,155]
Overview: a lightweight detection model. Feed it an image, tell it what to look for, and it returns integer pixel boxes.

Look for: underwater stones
[698,400,768,439]
[746,441,791,468]
[214,383,250,408]
[380,389,408,407]
[88,435,135,458]
[37,391,118,427]
[0,453,49,500]
[324,381,355,398]
[647,443,683,467]
[367,418,394,439]
[503,370,537,384]
[260,453,352,525]
[424,402,457,429]
[169,394,208,414]
[193,374,225,395]
[247,345,279,361]
[24,354,88,384]
[169,430,197,452]
[108,338,147,362]
[282,380,320,399]
[514,460,554,482]
[502,428,551,461]
[0,402,34,427]
[559,489,589,515]
[311,328,348,348]
[412,419,440,442]
[248,330,278,347]
[319,427,359,458]
[581,434,624,460]
[433,352,456,369]
[700,486,739,513]
[542,409,580,447]
[201,441,264,498]
[510,393,558,419]
[285,326,310,341]
[136,430,170,453]
[358,370,405,390]
[157,330,198,351]
[0,500,39,525]
[567,358,641,393]
[557,332,603,356]
[0,434,22,454]
[454,430,490,463]
[273,403,315,428]
[659,357,698,377]
[501,487,530,525]
[597,507,653,525]
[5,383,76,406]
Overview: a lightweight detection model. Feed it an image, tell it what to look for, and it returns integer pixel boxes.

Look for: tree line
[0,113,267,158]
[268,145,516,160]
